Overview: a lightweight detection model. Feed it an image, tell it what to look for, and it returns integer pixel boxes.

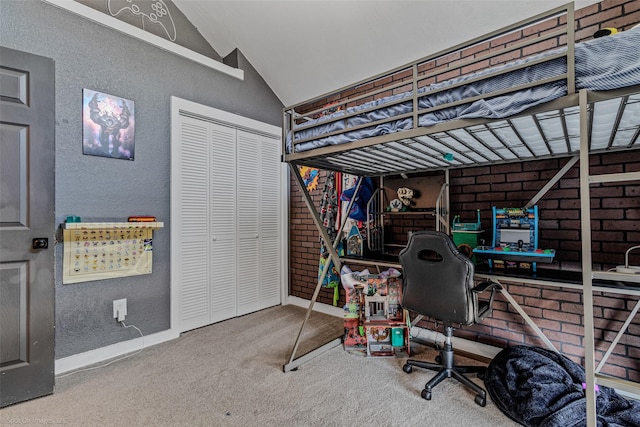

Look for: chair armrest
[472,280,502,293]
[472,280,502,322]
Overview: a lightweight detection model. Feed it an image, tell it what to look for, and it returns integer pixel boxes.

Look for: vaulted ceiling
[172,1,601,106]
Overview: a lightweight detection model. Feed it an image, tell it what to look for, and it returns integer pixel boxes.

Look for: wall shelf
[62,221,164,230]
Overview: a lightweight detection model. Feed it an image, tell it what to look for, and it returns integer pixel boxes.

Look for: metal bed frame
[282,4,640,425]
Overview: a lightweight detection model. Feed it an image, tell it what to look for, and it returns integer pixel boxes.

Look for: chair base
[403,344,487,407]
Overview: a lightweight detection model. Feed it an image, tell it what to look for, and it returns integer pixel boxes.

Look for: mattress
[287,27,640,155]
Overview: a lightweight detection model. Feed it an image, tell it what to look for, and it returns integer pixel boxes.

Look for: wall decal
[108,0,177,41]
[82,89,135,160]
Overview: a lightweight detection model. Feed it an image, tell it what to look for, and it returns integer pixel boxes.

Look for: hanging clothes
[318,171,342,306]
[340,176,374,221]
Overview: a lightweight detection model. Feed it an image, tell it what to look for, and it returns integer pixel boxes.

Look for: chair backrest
[399,230,476,325]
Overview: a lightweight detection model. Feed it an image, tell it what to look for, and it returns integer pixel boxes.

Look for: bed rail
[283,3,576,175]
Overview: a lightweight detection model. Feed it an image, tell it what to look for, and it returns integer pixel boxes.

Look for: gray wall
[75,0,223,61]
[0,0,284,359]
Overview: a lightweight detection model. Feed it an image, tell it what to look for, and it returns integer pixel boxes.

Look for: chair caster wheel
[475,394,486,407]
[403,364,413,373]
[421,389,432,400]
[435,355,442,364]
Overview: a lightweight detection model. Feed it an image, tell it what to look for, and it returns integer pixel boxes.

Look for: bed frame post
[579,89,597,427]
[283,167,362,372]
[566,3,575,95]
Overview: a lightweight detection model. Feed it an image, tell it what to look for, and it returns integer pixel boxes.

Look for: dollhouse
[341,267,409,357]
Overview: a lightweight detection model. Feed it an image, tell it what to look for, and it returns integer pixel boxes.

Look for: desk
[339,256,640,394]
[342,256,640,296]
[475,268,640,396]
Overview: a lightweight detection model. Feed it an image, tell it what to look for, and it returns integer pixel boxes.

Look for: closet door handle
[255,234,259,239]
[212,236,217,242]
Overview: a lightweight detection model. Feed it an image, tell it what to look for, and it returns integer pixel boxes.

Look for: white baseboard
[55,328,179,375]
[284,295,345,318]
[55,299,340,376]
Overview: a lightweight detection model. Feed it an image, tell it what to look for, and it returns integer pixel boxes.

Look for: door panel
[236,131,260,315]
[176,118,211,331]
[257,135,281,310]
[0,47,55,407]
[209,123,236,323]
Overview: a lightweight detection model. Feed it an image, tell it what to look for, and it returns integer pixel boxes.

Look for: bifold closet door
[236,130,281,316]
[171,99,284,332]
[174,109,281,333]
[176,118,237,331]
[256,134,281,310]
[209,123,238,324]
[176,117,213,331]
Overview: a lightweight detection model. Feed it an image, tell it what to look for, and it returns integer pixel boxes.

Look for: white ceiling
[172,0,601,107]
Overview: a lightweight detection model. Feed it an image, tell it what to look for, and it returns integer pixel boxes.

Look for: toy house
[342,272,409,357]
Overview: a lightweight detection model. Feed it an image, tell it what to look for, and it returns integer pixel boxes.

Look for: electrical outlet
[113,298,127,322]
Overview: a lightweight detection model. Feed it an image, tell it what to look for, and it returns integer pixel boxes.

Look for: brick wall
[448,151,640,381]
[298,1,639,118]
[288,0,640,381]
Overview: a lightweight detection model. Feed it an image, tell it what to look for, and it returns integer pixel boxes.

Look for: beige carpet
[0,305,518,426]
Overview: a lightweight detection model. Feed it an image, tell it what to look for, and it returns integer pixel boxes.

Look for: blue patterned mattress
[287,27,640,154]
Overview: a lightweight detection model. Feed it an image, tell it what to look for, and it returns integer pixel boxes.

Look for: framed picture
[82,89,135,160]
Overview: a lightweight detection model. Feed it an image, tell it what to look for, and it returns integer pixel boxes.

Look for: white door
[175,117,212,331]
[236,131,261,316]
[257,135,282,309]
[175,119,238,330]
[236,130,281,315]
[171,98,283,333]
[209,123,237,323]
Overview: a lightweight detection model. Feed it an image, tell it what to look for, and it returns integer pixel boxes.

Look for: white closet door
[209,123,238,323]
[176,117,211,331]
[258,135,281,309]
[236,130,261,316]
[172,97,284,333]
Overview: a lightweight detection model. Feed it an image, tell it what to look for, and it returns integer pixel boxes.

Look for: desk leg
[498,285,559,353]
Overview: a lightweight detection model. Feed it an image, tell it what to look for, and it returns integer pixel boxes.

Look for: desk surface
[478,268,640,296]
[341,255,640,295]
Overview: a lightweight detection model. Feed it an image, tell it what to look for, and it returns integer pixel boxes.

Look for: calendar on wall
[62,222,163,284]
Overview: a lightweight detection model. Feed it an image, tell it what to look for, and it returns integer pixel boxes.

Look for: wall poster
[62,224,158,284]
[82,88,135,160]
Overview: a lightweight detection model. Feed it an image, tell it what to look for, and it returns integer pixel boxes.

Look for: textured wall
[75,0,223,61]
[0,0,283,358]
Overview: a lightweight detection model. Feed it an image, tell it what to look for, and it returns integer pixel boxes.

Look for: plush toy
[397,187,414,206]
[593,27,618,38]
[388,187,415,212]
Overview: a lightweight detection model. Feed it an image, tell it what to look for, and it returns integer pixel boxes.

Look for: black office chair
[399,230,501,407]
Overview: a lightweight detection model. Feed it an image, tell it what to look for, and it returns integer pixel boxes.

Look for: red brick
[491,328,527,343]
[543,309,582,324]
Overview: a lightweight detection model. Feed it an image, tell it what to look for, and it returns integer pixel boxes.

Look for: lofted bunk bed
[283,4,640,425]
